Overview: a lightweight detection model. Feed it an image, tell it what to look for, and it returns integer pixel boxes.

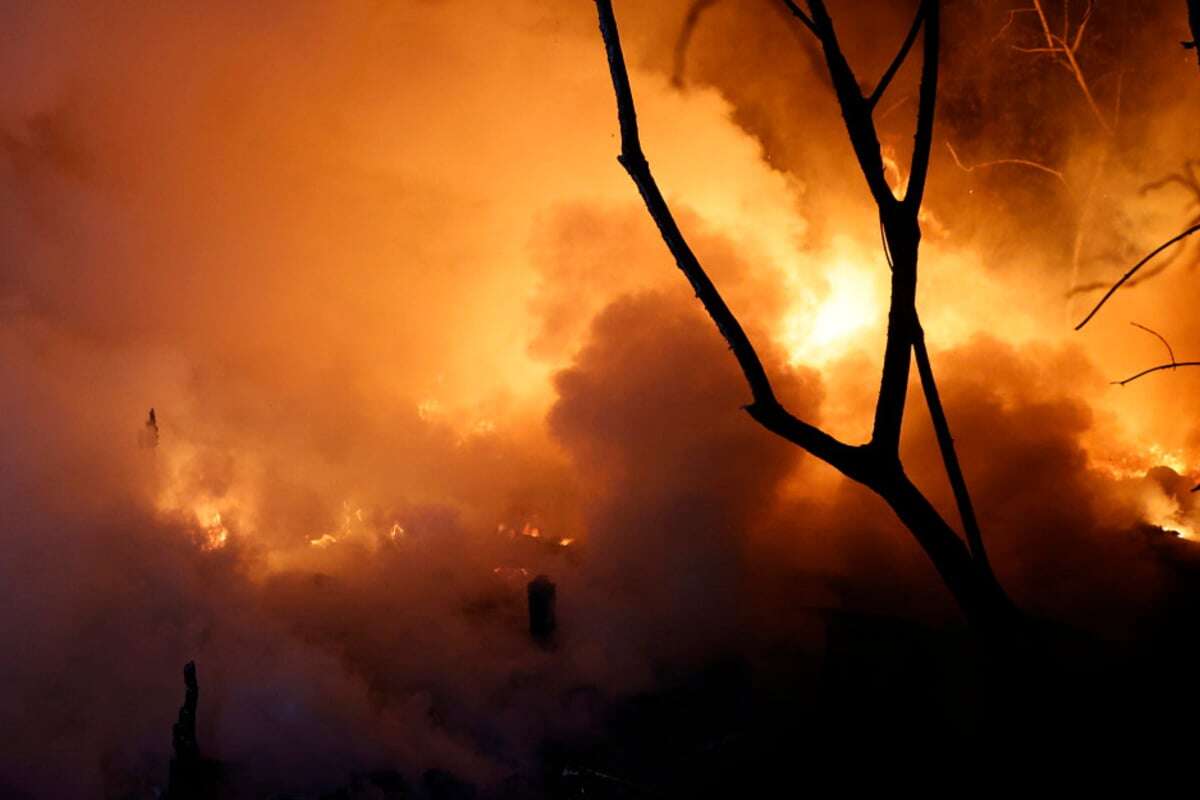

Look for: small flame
[198,508,229,551]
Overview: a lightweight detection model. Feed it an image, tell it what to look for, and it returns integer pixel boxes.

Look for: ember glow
[4,1,1200,795]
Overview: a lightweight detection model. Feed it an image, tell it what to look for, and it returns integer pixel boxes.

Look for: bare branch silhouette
[1185,0,1200,67]
[997,3,1125,311]
[1130,322,1177,366]
[1112,361,1200,386]
[595,0,858,472]
[1108,321,1195,387]
[780,0,819,35]
[593,0,1014,630]
[1067,251,1182,298]
[914,327,992,573]
[1075,222,1200,329]
[867,2,927,110]
[1018,0,1111,134]
[671,0,720,88]
[1066,160,1200,296]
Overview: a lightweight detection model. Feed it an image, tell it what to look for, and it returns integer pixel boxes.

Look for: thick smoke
[3,1,1200,796]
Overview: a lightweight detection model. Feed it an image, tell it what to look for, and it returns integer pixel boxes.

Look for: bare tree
[592,0,1019,636]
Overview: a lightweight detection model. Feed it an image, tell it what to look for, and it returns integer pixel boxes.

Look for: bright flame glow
[1144,489,1195,539]
[198,508,229,551]
[780,257,882,365]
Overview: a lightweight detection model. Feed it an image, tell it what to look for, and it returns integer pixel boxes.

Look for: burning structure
[3,1,1200,796]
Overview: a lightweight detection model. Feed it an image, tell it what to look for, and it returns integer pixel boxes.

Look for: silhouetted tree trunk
[594,0,1020,638]
[1185,0,1200,67]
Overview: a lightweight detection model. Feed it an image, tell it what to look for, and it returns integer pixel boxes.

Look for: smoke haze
[3,1,1200,795]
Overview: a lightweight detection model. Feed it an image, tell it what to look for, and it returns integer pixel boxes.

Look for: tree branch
[1022,0,1112,135]
[867,1,927,110]
[1130,322,1177,366]
[1112,361,1200,386]
[1076,222,1200,329]
[594,0,1015,633]
[781,0,819,36]
[945,141,1068,187]
[913,324,999,583]
[878,470,1015,633]
[904,0,939,214]
[800,0,898,211]
[671,0,721,88]
[791,1,938,457]
[594,0,861,474]
[868,0,938,455]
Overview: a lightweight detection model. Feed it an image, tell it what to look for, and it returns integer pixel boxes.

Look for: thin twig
[802,0,897,211]
[1112,361,1200,386]
[867,2,927,110]
[672,0,721,88]
[1130,322,1176,366]
[905,0,939,214]
[944,141,1068,187]
[1076,222,1200,329]
[1020,0,1112,135]
[1067,257,1176,296]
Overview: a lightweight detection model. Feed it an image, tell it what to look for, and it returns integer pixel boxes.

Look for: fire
[499,521,576,549]
[1092,442,1192,481]
[780,250,884,366]
[1144,489,1196,539]
[306,500,407,550]
[309,533,339,549]
[198,508,230,551]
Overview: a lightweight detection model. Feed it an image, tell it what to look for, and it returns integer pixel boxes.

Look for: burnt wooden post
[166,661,200,798]
[527,575,556,645]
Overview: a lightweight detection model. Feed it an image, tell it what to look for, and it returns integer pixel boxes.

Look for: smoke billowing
[4,1,1200,795]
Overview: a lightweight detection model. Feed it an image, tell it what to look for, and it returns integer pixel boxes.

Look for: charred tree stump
[527,575,557,645]
[165,661,213,799]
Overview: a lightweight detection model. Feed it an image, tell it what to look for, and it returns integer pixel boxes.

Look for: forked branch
[594,0,1013,628]
[1109,323,1197,386]
[791,0,940,456]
